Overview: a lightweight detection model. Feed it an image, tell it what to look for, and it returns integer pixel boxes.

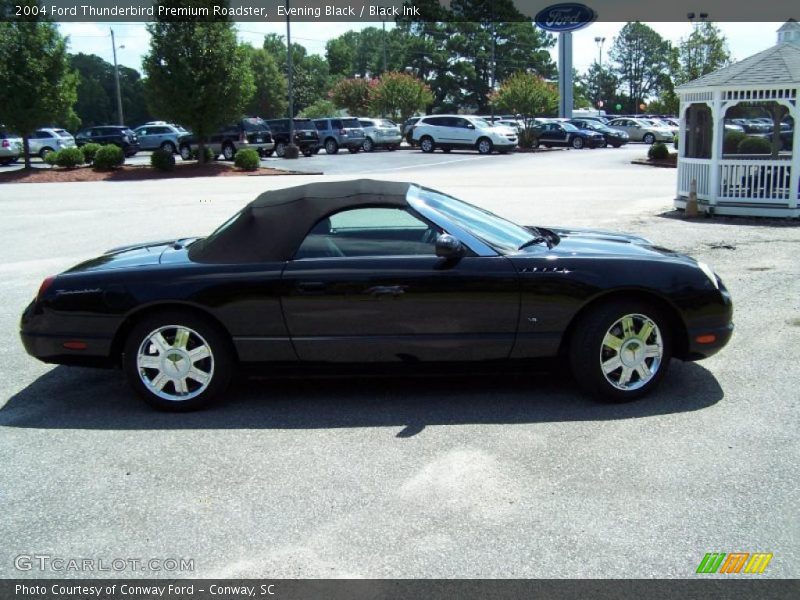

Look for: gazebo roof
[677,41,800,90]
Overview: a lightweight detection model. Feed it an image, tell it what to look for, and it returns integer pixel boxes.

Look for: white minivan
[411,115,518,154]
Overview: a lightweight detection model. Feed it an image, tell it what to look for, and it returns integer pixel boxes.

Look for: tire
[601,140,609,148]
[569,300,672,402]
[161,141,177,154]
[325,138,339,154]
[123,310,233,411]
[571,136,585,149]
[302,148,313,157]
[39,147,55,159]
[476,137,493,155]
[363,137,375,152]
[419,136,435,153]
[262,149,274,157]
[222,142,236,161]
[643,133,656,145]
[275,141,287,157]
[179,145,192,160]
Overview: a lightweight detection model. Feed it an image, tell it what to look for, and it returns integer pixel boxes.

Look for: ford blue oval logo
[535,3,597,32]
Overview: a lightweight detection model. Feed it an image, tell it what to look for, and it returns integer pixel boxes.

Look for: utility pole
[110,28,124,125]
[382,19,387,74]
[489,2,496,121]
[594,36,605,109]
[285,0,297,156]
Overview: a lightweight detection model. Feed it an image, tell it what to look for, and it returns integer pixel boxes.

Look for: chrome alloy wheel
[136,325,215,402]
[599,314,663,391]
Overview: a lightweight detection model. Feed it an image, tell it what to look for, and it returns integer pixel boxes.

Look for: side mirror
[435,234,465,258]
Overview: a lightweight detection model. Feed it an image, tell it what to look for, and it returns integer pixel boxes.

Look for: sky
[59,20,787,77]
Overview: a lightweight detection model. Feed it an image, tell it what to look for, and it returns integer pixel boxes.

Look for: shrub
[723,130,747,154]
[518,128,537,149]
[648,142,670,160]
[93,144,125,171]
[737,136,772,155]
[80,143,102,164]
[191,146,215,162]
[150,148,176,171]
[53,147,84,168]
[234,148,260,171]
[283,144,300,159]
[44,150,59,166]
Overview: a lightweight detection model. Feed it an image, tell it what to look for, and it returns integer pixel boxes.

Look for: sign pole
[558,32,573,118]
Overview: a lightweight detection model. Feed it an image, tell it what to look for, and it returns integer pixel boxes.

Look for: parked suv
[357,118,402,151]
[133,122,190,154]
[75,126,140,157]
[27,128,76,159]
[411,115,518,154]
[0,129,23,164]
[312,117,366,154]
[265,118,321,157]
[178,117,275,161]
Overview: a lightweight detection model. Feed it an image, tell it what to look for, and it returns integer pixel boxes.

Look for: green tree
[299,99,338,119]
[489,71,558,125]
[329,78,373,116]
[241,45,287,119]
[0,0,78,168]
[610,22,672,113]
[368,72,434,124]
[580,62,620,110]
[674,22,731,85]
[262,33,332,114]
[143,0,254,163]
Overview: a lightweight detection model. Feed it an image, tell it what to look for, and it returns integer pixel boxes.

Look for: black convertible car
[21,180,733,410]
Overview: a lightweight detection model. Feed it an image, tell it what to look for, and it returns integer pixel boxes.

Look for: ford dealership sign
[534,3,597,32]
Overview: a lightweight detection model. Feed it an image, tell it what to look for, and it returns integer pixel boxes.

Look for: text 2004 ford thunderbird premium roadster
[21,180,732,410]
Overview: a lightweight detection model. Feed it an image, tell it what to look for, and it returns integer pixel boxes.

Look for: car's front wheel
[325,138,339,154]
[222,142,236,161]
[476,137,493,154]
[569,300,671,402]
[571,136,585,149]
[161,141,177,154]
[363,137,374,152]
[123,311,233,411]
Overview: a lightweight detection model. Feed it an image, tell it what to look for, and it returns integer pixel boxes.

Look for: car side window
[331,119,342,129]
[314,121,326,131]
[294,208,440,259]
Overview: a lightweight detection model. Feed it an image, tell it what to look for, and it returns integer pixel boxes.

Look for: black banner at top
[1,0,798,23]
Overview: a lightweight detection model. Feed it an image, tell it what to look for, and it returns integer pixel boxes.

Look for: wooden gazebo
[675,21,800,217]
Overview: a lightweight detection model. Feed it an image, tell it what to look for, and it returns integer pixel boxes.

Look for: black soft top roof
[188,179,413,263]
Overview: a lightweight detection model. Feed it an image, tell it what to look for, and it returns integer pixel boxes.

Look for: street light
[594,36,605,108]
[285,0,297,158]
[110,28,124,125]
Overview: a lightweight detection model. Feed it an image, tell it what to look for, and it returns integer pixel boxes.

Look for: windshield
[470,118,491,129]
[561,122,578,132]
[410,186,535,253]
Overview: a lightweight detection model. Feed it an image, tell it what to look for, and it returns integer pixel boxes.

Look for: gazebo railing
[717,159,794,201]
[677,158,711,199]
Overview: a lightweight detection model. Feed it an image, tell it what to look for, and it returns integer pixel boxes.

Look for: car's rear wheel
[325,138,339,154]
[419,136,435,153]
[275,141,287,157]
[643,133,656,145]
[222,142,236,161]
[571,136,585,149]
[161,141,177,154]
[363,137,374,152]
[179,145,192,160]
[476,137,493,154]
[302,148,313,157]
[123,311,233,411]
[569,300,671,402]
[39,147,55,159]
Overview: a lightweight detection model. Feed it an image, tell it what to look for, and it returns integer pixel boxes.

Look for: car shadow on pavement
[1,360,724,436]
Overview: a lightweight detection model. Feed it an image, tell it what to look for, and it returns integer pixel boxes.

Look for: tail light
[37,276,56,301]
[1,139,8,148]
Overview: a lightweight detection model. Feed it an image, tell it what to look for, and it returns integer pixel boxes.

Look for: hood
[522,226,695,264]
[63,239,193,273]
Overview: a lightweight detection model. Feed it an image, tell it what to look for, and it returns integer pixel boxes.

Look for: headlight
[697,261,720,289]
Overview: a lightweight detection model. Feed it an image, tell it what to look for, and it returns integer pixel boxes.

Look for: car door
[280,206,520,363]
[135,127,154,149]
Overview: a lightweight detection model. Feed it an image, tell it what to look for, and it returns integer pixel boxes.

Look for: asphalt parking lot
[1,146,798,578]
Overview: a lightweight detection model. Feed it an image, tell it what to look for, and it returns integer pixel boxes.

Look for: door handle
[297,281,327,292]
[365,285,406,298]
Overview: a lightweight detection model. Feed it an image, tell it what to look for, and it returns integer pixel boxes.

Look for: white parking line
[354,155,488,174]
